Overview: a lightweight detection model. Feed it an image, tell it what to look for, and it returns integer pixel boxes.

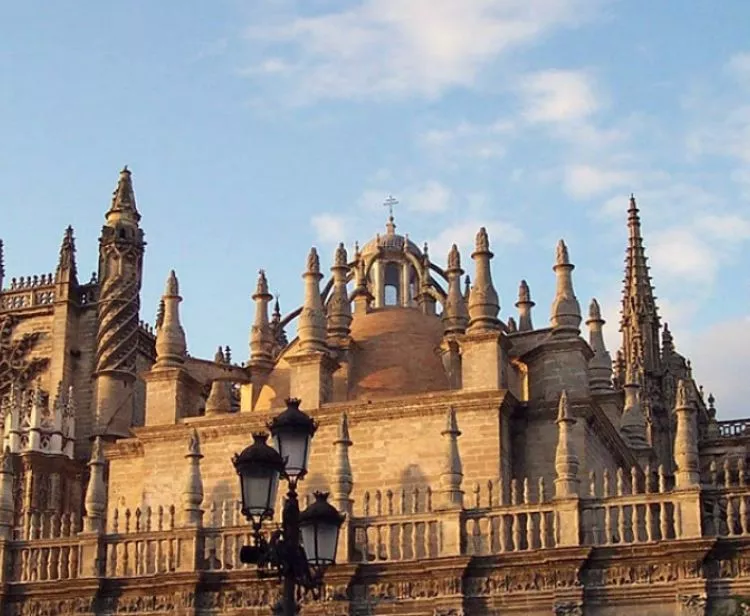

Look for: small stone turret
[332,412,353,514]
[619,364,650,450]
[93,166,145,438]
[467,228,501,332]
[205,348,232,415]
[327,243,353,343]
[250,270,274,364]
[55,225,78,287]
[298,248,327,352]
[550,240,581,336]
[586,299,613,392]
[83,437,107,533]
[182,429,204,527]
[515,280,535,332]
[443,244,469,335]
[674,379,699,489]
[554,390,579,498]
[351,245,373,316]
[438,407,463,509]
[154,271,187,368]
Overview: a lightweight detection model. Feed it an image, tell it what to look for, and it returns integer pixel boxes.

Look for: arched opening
[384,262,400,306]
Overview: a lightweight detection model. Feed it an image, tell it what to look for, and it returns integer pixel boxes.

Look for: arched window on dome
[383,262,401,307]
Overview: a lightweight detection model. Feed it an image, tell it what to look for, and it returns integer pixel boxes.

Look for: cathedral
[0,167,748,615]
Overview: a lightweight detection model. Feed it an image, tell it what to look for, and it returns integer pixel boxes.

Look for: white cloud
[519,69,600,124]
[427,218,523,262]
[244,0,603,102]
[563,164,634,199]
[407,180,453,213]
[419,118,513,160]
[648,227,717,284]
[682,315,750,419]
[311,213,347,244]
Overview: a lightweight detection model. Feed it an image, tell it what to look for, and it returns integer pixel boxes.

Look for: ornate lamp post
[233,398,345,615]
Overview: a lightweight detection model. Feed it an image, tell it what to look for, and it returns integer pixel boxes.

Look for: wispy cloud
[311,213,348,244]
[518,69,600,124]
[428,218,524,263]
[243,0,604,103]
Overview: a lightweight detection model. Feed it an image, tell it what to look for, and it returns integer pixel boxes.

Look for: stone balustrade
[7,469,750,587]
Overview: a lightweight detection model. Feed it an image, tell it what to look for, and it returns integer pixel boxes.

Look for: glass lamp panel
[274,432,310,477]
[300,524,318,563]
[241,470,279,518]
[314,522,340,565]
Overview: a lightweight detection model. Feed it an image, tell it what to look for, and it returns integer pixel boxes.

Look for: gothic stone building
[0,168,749,616]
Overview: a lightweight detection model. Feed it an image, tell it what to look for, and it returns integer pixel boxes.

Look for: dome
[348,307,449,400]
[360,218,422,258]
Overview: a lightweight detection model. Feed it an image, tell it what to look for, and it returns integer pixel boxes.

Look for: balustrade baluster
[604,506,612,545]
[540,511,549,549]
[617,505,626,543]
[526,512,536,549]
[660,502,669,540]
[741,496,749,535]
[713,498,722,536]
[410,521,418,560]
[645,504,654,542]
[512,513,521,551]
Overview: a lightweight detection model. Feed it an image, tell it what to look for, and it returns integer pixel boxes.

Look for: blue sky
[2,1,750,416]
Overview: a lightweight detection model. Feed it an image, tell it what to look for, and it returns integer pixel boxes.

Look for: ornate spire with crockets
[620,195,661,377]
[55,225,78,285]
[107,166,141,224]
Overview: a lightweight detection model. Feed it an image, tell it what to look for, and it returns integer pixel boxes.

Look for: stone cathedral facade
[0,168,749,615]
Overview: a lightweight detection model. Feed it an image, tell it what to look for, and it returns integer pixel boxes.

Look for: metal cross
[383,195,399,219]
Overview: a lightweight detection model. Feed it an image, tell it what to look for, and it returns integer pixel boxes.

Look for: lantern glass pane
[301,521,340,566]
[241,470,279,518]
[274,432,310,478]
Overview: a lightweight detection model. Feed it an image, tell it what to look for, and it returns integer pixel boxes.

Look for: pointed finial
[306,247,320,274]
[518,280,531,303]
[187,428,201,457]
[214,346,225,363]
[255,270,269,296]
[589,298,601,320]
[555,239,570,265]
[442,407,461,437]
[475,227,489,252]
[56,225,78,282]
[506,316,517,333]
[334,242,347,267]
[463,275,470,299]
[447,244,461,271]
[107,165,141,222]
[336,412,351,444]
[165,270,179,296]
[557,390,571,423]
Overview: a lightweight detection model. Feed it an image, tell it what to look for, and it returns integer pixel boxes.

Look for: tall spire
[467,228,500,332]
[298,248,327,352]
[154,271,187,368]
[250,270,274,364]
[550,240,581,336]
[620,195,661,376]
[327,243,353,342]
[515,279,535,332]
[443,244,469,335]
[107,166,141,225]
[619,364,650,450]
[55,225,78,284]
[586,299,613,392]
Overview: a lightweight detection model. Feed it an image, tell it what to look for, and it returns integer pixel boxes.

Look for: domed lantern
[299,492,346,572]
[267,398,317,481]
[232,433,286,523]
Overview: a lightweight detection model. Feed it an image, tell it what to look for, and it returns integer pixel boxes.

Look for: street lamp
[232,398,345,616]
